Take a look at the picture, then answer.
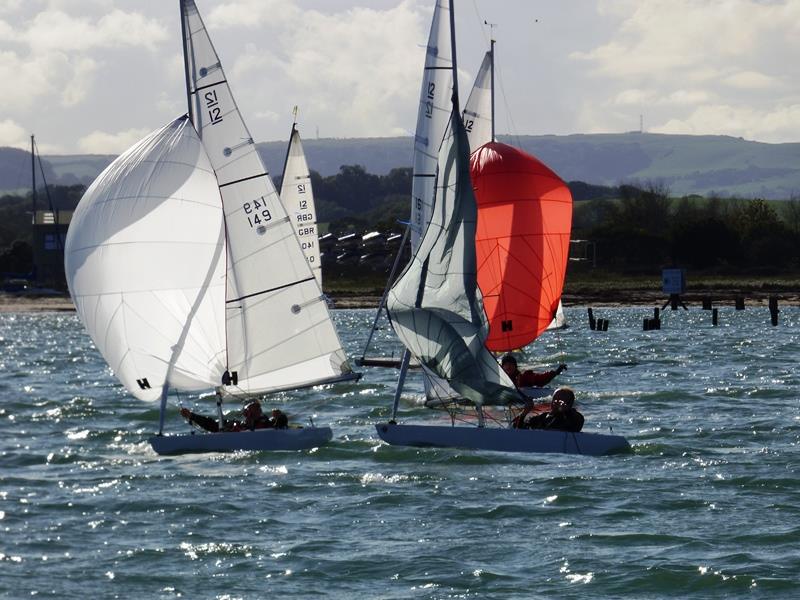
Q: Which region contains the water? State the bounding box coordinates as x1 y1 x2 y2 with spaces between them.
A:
1 307 799 598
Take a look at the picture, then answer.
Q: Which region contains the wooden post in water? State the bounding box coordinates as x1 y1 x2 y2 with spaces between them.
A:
735 296 745 310
588 308 596 330
712 308 718 326
769 296 779 326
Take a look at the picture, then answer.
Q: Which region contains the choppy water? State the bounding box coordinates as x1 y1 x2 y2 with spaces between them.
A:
1 306 799 599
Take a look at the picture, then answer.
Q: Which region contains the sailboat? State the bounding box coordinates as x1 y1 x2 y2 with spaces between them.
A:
280 114 321 287
375 0 629 456
64 0 357 455
356 0 454 369
463 37 570 348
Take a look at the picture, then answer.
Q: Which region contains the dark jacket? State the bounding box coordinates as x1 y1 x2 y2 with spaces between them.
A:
525 408 584 432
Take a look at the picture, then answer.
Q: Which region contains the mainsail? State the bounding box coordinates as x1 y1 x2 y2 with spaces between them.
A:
65 117 227 402
181 0 351 393
410 0 454 251
462 50 493 150
471 142 573 351
388 108 520 407
280 124 321 286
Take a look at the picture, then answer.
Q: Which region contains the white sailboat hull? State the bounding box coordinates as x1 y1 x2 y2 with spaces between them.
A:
375 423 629 456
149 427 332 455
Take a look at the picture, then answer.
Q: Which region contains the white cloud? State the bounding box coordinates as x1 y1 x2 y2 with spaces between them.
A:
653 103 800 142
722 70 776 90
0 118 28 149
77 127 151 154
225 1 427 139
61 56 98 107
22 9 168 53
206 0 290 29
571 0 800 141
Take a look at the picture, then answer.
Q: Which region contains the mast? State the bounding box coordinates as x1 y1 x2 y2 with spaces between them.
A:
490 37 496 142
449 0 459 108
31 135 36 217
180 0 194 124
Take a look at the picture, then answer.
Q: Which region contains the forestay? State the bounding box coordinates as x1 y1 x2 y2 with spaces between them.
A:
462 51 493 151
280 125 321 286
410 0 454 251
388 109 520 407
181 0 351 393
64 117 227 402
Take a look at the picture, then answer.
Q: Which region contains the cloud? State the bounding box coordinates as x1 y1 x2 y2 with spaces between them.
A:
77 127 152 154
206 0 290 29
722 70 776 90
652 103 800 142
571 0 800 141
219 0 427 139
21 9 168 53
0 118 28 149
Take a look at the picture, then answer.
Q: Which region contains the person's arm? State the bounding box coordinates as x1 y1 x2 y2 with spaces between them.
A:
519 364 567 387
180 408 220 432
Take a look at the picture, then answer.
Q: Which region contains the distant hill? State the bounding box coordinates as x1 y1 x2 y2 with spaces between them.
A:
2 132 798 199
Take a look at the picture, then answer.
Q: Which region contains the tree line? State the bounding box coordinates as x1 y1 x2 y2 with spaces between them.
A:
1 167 799 276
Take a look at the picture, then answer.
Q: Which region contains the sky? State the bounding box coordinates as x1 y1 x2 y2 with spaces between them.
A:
1 0 799 155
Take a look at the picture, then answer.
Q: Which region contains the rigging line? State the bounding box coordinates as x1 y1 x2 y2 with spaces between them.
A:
470 0 490 46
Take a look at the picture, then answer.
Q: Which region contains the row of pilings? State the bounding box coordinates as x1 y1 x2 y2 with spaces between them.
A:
586 296 783 331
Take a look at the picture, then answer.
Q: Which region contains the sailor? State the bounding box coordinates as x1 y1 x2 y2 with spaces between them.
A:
269 408 289 429
516 387 584 432
180 400 282 432
500 354 567 387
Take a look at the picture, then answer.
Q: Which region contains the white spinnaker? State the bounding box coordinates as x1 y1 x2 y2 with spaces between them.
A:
280 126 321 286
388 108 519 407
181 0 351 393
462 50 493 151
410 0 454 251
65 117 227 402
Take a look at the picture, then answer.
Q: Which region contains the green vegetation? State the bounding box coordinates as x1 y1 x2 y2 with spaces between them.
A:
2 171 799 289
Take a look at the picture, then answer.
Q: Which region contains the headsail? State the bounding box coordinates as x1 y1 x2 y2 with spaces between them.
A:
280 124 321 286
388 109 520 407
65 117 227 402
410 0 454 251
181 0 351 393
471 142 573 352
462 50 494 150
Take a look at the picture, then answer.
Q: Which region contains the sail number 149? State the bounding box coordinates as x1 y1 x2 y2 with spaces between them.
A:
243 198 272 228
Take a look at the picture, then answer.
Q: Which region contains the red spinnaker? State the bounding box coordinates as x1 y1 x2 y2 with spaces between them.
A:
470 142 572 352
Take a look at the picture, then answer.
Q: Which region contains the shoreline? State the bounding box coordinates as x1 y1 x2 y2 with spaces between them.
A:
2 288 797 313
